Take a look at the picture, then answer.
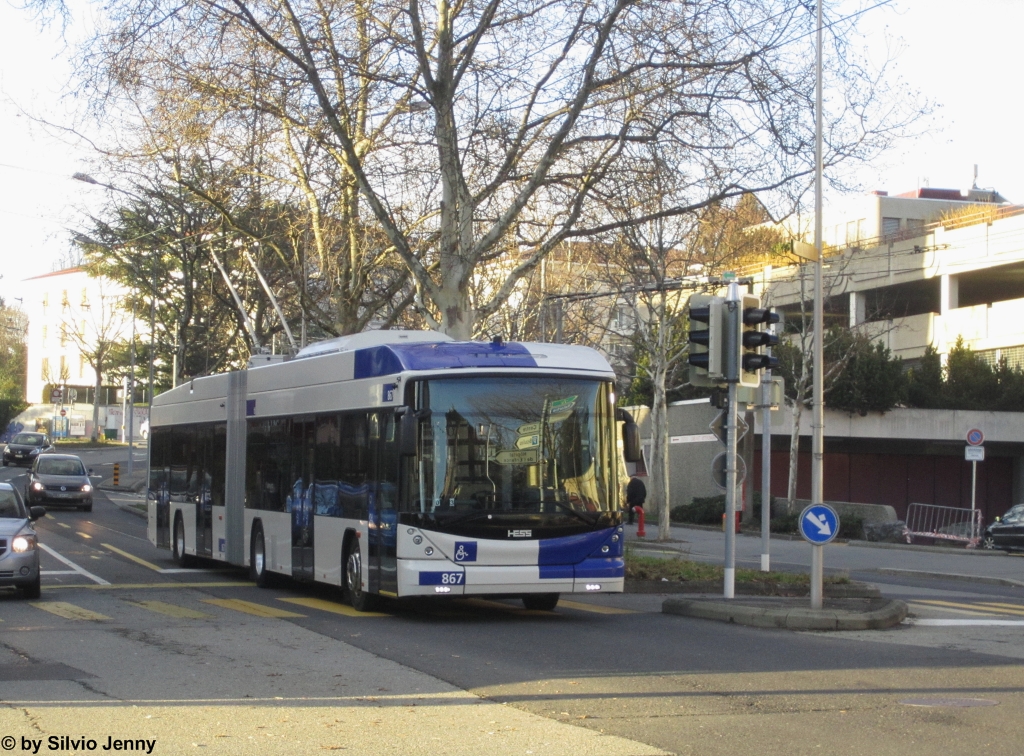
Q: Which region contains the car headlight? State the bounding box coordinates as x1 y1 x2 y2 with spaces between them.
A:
82 484 93 493
12 534 37 553
31 481 44 491
28 448 40 456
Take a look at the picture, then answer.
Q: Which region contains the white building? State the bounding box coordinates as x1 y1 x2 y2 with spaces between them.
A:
766 187 1024 366
19 267 143 438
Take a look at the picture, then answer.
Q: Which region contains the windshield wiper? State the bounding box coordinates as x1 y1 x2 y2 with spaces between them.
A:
546 500 599 526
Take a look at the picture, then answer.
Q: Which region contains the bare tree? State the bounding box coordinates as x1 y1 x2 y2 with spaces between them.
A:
47 0 920 340
60 286 128 441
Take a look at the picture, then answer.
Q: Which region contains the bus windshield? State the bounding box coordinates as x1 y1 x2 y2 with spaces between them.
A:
413 377 617 516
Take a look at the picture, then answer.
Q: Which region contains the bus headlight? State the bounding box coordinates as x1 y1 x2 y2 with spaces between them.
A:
12 535 37 553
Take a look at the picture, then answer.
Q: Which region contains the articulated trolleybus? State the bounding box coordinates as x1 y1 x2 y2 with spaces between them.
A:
147 330 641 611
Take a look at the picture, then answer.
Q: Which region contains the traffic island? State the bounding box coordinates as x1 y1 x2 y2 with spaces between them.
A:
662 595 908 631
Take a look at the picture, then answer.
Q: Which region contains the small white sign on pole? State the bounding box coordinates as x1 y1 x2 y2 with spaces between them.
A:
965 446 985 462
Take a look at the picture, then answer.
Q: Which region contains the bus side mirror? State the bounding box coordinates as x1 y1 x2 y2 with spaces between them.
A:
398 410 418 457
618 409 641 463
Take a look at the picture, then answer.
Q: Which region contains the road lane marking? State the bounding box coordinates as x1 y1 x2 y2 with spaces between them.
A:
203 598 305 618
558 600 637 615
77 532 92 539
907 618 1024 627
40 570 80 575
58 523 70 528
977 601 1024 613
914 599 1024 618
102 543 163 572
31 601 110 621
38 543 110 585
44 581 254 590
127 600 213 619
277 597 387 617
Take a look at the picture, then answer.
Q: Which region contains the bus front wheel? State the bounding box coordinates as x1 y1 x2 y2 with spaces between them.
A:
172 514 194 568
522 593 559 611
345 540 376 612
251 523 273 588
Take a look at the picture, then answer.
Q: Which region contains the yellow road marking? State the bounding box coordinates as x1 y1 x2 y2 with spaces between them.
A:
102 543 163 572
77 532 92 539
58 523 70 529
914 599 1024 617
277 597 387 618
558 599 636 615
977 602 1024 616
31 602 110 621
127 600 213 619
45 582 255 590
203 598 305 618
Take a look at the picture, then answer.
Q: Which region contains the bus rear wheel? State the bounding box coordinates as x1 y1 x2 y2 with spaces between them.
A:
251 523 273 588
345 540 376 612
522 593 559 611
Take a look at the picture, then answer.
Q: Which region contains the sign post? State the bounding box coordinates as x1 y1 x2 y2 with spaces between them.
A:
799 503 839 609
966 431 985 541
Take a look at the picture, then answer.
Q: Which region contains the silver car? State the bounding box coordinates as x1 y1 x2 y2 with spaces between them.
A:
27 454 94 512
0 482 45 598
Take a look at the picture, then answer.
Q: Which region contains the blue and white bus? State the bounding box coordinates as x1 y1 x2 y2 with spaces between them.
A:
147 330 641 611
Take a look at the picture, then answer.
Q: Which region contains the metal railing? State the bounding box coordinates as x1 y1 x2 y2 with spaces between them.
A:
905 503 983 548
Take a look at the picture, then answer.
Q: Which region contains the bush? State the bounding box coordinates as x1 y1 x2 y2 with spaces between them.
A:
670 495 726 525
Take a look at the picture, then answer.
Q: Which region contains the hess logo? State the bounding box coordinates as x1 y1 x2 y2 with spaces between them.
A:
507 529 532 538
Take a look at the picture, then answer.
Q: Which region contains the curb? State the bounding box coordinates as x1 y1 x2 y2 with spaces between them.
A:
662 597 908 631
98 481 147 493
848 540 1007 556
875 567 1024 589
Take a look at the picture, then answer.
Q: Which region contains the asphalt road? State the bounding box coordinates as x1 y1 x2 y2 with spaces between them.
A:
1 456 1023 755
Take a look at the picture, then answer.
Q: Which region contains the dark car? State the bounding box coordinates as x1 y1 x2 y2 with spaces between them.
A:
3 432 54 467
981 504 1024 551
27 454 94 512
0 481 45 598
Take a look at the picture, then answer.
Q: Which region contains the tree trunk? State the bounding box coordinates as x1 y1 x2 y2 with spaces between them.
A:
787 397 803 510
91 364 102 442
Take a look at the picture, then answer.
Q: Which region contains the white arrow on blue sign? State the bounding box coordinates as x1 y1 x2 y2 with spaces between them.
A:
799 504 840 545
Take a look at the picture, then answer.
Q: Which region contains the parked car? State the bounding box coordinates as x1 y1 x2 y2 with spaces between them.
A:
26 454 94 512
0 481 45 598
139 419 149 440
3 432 54 467
981 504 1024 551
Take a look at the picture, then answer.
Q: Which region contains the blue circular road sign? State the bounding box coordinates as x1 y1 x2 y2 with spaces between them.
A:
966 429 984 446
799 504 840 545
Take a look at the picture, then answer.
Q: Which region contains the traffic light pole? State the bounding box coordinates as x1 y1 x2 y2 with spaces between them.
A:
723 283 741 599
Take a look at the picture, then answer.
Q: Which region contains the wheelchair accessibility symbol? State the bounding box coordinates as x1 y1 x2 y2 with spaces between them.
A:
453 542 477 562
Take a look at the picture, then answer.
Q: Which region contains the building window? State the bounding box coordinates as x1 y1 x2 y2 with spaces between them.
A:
60 325 68 347
79 354 87 379
80 289 89 308
61 290 69 311
882 217 901 237
41 325 48 346
41 358 50 381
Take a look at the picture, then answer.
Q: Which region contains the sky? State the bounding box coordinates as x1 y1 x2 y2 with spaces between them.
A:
1 0 1023 304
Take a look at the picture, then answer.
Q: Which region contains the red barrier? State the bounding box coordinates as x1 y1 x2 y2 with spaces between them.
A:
635 506 646 538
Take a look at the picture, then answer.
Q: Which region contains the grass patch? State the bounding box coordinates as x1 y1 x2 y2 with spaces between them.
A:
625 549 849 586
54 438 129 449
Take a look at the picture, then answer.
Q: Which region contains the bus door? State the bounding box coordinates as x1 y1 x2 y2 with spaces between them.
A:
369 412 399 596
195 428 213 558
291 419 316 581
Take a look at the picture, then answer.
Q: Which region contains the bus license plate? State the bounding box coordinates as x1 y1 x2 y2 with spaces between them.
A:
419 571 464 586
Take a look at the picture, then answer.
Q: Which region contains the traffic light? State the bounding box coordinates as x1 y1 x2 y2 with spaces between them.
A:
687 295 725 387
737 295 780 388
